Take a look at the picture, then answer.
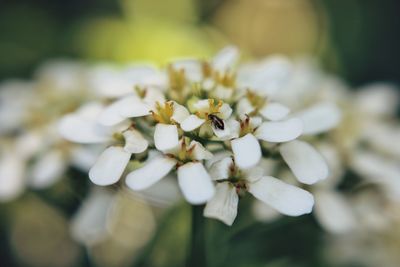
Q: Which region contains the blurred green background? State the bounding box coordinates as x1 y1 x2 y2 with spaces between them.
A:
1 0 399 85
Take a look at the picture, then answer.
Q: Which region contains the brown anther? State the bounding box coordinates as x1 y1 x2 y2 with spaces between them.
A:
245 114 250 124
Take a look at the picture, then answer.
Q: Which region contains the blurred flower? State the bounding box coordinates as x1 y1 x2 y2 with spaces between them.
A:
0 60 102 202
253 59 400 236
71 186 183 267
204 156 314 226
0 80 34 134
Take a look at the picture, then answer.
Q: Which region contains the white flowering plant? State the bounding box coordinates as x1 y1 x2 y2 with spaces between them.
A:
53 47 336 265
1 47 400 267
59 47 330 222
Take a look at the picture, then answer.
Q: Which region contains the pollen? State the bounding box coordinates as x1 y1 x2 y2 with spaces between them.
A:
151 101 175 124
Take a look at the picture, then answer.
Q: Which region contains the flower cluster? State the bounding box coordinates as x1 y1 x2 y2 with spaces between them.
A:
58 47 331 225
253 59 400 236
0 61 105 201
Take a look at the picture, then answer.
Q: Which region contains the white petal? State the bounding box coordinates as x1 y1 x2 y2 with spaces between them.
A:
0 153 25 202
259 103 290 121
202 78 215 91
181 115 205 132
15 132 43 160
249 116 263 128
89 146 131 186
315 143 343 187
225 119 240 139
296 102 341 135
192 99 210 112
211 119 240 141
170 60 203 82
123 129 148 153
204 183 238 226
190 141 213 160
242 166 264 182
97 98 130 126
88 66 132 97
212 122 232 140
143 88 165 105
249 176 314 216
209 157 233 180
122 65 167 88
154 123 180 152
118 96 152 118
126 156 176 191
237 56 292 96
177 162 215 204
255 118 303 143
171 102 190 123
231 134 261 169
211 46 239 73
136 176 181 207
236 98 255 116
29 150 66 189
71 189 115 245
363 122 400 158
280 140 328 184
314 190 356 234
218 103 233 119
75 101 104 120
350 150 400 200
355 83 399 116
213 86 234 101
58 114 111 144
206 151 233 169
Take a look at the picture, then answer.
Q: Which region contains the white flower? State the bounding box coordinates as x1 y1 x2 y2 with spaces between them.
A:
58 102 148 186
97 87 165 127
314 190 357 234
204 157 314 225
0 80 34 135
88 64 166 98
236 91 290 121
0 151 25 202
231 115 302 170
54 46 338 212
35 60 87 92
126 139 215 204
236 55 293 97
182 99 236 139
29 149 67 189
230 89 306 170
350 150 400 201
229 115 328 186
294 102 342 135
254 117 303 142
354 83 399 117
211 46 239 74
70 188 115 246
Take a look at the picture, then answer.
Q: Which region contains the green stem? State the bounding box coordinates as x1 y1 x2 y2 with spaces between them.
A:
187 205 206 267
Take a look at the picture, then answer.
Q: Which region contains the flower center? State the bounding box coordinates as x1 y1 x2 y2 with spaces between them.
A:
150 101 175 124
239 115 256 137
166 137 198 167
246 90 267 115
217 160 249 197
